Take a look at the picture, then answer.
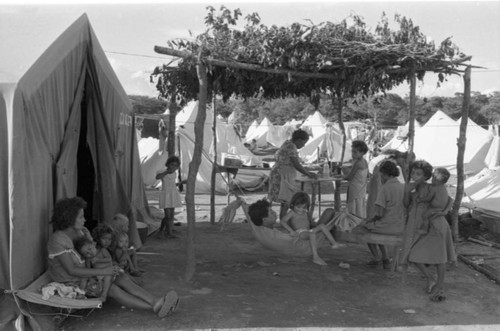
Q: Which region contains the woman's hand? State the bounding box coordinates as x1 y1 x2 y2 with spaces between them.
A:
405 182 416 193
307 172 317 179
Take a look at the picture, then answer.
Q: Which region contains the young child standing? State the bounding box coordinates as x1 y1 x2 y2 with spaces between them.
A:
343 140 369 218
280 192 344 266
155 156 183 238
416 167 453 234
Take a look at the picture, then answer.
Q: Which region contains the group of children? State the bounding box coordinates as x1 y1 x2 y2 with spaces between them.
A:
73 213 144 302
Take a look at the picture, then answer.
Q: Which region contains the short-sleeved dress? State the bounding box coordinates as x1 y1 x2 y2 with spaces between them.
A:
47 229 90 283
408 184 456 264
366 158 405 219
268 140 300 204
401 182 456 265
157 169 182 209
346 165 368 218
353 177 405 235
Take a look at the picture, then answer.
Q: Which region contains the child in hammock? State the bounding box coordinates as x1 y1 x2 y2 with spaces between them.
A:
280 192 345 266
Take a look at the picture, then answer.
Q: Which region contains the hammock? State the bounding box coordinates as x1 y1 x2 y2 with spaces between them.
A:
13 271 102 310
241 201 359 257
219 196 362 257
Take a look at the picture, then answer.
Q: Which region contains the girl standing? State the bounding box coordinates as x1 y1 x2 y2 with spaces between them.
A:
343 140 369 218
156 156 183 238
280 192 344 266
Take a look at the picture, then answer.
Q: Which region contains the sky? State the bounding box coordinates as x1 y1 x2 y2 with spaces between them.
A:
1 0 499 98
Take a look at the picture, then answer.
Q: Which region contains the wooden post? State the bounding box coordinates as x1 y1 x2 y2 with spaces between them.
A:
167 90 178 157
184 58 208 282
406 70 416 182
451 65 471 241
210 83 217 225
335 96 346 211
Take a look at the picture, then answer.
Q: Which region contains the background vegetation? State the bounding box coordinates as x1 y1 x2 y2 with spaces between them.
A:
130 91 500 139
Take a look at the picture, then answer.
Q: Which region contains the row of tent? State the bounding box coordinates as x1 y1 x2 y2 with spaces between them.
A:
381 110 500 173
137 106 370 195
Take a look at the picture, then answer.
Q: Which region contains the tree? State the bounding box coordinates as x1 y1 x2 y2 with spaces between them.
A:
480 91 500 124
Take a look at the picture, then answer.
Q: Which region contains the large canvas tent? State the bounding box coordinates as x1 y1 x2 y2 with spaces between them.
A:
463 167 500 216
413 110 492 174
0 13 151 302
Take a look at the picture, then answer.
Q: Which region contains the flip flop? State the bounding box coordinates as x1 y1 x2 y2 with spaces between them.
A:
158 291 179 318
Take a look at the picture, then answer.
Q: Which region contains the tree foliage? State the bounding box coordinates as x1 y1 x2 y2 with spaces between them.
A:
151 6 469 107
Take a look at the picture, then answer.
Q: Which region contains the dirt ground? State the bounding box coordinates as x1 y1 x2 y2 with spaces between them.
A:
41 184 500 330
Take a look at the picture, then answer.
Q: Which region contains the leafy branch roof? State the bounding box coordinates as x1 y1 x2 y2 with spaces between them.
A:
152 6 471 104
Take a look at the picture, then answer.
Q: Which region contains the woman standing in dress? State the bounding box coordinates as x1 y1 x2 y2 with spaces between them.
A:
343 140 369 218
268 129 317 219
405 160 456 301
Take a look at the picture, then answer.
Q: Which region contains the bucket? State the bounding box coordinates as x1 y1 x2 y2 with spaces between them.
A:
136 222 149 244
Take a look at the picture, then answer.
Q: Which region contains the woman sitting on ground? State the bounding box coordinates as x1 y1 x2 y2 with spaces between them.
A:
352 160 406 269
47 197 178 318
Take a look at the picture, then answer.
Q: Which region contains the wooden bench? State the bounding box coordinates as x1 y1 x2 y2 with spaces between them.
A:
335 230 404 275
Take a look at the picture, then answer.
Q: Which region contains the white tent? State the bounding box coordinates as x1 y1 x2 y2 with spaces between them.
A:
244 119 259 139
267 122 297 147
381 121 421 152
463 167 500 216
413 110 493 174
299 123 352 164
245 117 272 147
485 125 500 169
301 111 327 138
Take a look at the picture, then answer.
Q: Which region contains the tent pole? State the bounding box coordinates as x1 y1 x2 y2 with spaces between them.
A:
452 65 471 241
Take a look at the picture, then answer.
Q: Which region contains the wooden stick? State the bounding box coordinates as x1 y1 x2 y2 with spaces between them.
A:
468 237 493 247
458 255 500 284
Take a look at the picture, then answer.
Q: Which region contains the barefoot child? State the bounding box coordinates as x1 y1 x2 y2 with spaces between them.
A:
416 167 452 234
74 237 116 302
280 192 344 266
108 213 144 274
343 140 369 218
113 232 142 277
155 156 184 238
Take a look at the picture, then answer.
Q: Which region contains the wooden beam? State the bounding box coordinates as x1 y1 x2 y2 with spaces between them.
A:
155 45 470 81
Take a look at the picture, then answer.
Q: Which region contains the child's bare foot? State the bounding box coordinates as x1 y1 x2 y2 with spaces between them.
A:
313 257 327 266
331 243 345 249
